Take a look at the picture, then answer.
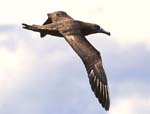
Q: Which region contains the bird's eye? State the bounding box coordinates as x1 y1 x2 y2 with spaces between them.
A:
95 25 100 30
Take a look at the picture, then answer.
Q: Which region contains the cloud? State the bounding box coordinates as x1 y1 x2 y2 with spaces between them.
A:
0 23 149 114
109 96 150 114
0 25 73 109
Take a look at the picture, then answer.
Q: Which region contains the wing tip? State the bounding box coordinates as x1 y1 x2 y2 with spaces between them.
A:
88 68 110 111
98 84 110 111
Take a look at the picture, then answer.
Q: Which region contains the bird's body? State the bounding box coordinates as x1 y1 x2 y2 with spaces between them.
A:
22 11 111 111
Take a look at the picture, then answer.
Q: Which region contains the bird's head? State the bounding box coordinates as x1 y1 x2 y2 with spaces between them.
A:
92 24 111 36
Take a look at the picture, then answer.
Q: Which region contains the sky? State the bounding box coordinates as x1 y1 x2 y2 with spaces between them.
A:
0 0 150 114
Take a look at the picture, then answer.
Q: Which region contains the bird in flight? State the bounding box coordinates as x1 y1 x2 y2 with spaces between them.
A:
22 11 111 111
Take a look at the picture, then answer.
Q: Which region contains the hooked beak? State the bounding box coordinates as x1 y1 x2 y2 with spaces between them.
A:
100 28 111 36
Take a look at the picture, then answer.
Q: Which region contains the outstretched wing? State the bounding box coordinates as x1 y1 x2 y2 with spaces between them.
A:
47 11 73 23
64 34 110 111
40 11 73 37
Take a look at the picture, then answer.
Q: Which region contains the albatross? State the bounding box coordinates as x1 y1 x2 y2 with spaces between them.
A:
22 11 111 111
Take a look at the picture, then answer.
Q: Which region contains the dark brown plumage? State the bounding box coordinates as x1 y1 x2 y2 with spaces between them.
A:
22 11 111 111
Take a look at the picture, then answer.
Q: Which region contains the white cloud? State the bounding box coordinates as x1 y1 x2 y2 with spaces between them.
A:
109 96 150 114
0 25 150 113
0 27 74 108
